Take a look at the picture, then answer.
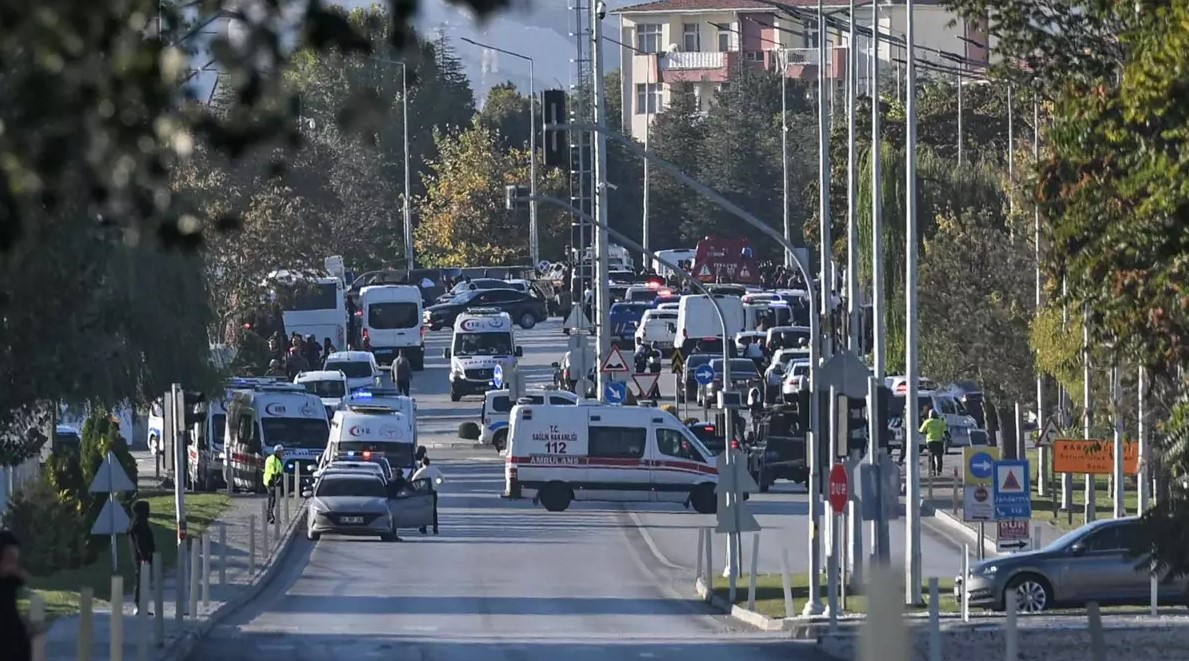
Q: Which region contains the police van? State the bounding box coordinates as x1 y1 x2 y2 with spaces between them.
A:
504 403 719 513
340 387 418 447
443 308 523 402
226 382 330 492
480 387 579 451
322 404 417 480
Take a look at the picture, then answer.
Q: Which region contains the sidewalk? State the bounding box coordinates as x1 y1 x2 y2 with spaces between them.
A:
43 492 305 661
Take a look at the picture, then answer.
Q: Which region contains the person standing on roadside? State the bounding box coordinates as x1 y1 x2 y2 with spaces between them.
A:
919 409 949 476
393 349 413 397
128 500 156 615
264 445 284 524
411 457 444 535
0 530 33 661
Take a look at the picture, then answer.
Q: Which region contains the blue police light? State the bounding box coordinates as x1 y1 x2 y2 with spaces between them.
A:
350 389 373 399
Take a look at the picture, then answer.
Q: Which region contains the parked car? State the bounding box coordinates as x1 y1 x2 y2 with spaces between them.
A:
425 288 548 330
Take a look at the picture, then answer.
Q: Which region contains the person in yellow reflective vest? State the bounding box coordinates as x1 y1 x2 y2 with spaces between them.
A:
919 410 948 477
264 444 284 524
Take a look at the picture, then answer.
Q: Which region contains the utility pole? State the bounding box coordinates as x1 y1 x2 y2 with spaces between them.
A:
1112 365 1125 518
845 0 859 353
904 0 923 606
1083 306 1095 522
1034 100 1046 494
591 1 612 400
1138 367 1150 513
817 0 833 360
781 48 792 267
867 0 889 567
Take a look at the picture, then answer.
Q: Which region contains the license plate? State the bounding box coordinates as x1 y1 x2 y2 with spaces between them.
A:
340 516 364 524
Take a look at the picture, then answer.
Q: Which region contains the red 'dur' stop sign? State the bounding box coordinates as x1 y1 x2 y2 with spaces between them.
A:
828 463 849 513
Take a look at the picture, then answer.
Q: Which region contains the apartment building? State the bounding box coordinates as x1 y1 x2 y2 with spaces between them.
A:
614 0 993 141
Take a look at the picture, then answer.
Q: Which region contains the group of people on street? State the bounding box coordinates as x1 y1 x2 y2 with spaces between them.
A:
266 332 336 379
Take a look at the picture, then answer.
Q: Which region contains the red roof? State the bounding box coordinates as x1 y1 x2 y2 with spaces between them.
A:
615 0 831 12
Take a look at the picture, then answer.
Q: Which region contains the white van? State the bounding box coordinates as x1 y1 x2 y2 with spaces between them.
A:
323 404 417 479
675 294 745 354
225 382 331 491
480 388 579 451
443 308 523 402
323 350 383 392
359 285 425 369
652 248 696 276
339 386 418 446
504 403 719 513
294 370 348 419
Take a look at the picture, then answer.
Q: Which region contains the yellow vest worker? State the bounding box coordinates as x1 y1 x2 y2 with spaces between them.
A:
263 444 284 488
919 414 948 477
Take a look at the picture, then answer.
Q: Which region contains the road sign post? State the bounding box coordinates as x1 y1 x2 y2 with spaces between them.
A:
992 459 1031 520
694 363 715 420
599 346 630 404
631 373 659 400
89 451 136 574
829 463 849 513
962 447 999 522
603 381 627 405
996 519 1032 553
492 364 504 389
715 449 760 604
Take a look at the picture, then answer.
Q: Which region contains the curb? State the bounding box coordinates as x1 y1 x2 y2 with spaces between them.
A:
156 504 307 661
922 501 998 557
693 576 787 633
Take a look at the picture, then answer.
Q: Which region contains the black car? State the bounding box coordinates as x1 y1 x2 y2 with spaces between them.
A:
425 289 548 330
748 404 809 491
678 354 715 403
434 278 514 305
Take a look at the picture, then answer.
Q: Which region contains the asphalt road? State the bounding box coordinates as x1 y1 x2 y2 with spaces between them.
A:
189 450 831 660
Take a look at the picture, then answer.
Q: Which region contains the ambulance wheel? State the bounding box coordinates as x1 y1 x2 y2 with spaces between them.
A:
539 483 572 512
691 484 717 515
492 429 508 452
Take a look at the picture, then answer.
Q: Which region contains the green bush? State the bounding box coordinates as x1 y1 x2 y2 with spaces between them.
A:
78 410 138 556
2 481 88 575
45 452 87 513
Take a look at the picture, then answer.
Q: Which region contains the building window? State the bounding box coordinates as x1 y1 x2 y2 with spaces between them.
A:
636 83 663 114
682 23 701 51
805 19 820 48
743 50 763 62
636 24 662 54
716 23 734 52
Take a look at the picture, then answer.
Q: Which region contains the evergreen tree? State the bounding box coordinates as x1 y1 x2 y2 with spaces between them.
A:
646 82 705 248
477 82 533 150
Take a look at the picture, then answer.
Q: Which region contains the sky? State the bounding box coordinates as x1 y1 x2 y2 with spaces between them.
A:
191 0 635 105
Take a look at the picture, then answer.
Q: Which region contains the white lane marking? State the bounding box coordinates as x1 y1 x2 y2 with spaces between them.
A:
625 507 684 570
257 643 296 651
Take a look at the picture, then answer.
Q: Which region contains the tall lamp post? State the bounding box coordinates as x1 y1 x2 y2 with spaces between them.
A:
371 57 414 270
460 38 539 266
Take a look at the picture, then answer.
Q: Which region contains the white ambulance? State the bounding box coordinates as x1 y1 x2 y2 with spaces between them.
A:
226 382 330 492
443 308 523 402
504 403 719 513
321 404 417 479
339 386 419 447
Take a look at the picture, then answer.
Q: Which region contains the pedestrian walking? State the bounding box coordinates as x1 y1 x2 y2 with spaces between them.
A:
411 457 444 535
0 530 33 661
393 349 413 396
264 444 284 524
920 409 948 476
128 500 156 615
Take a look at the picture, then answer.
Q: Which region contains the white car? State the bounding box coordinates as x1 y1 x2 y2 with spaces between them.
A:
781 360 812 403
323 350 383 392
294 370 349 419
634 309 677 353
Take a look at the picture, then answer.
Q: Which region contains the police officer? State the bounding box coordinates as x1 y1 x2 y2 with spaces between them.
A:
264 444 284 524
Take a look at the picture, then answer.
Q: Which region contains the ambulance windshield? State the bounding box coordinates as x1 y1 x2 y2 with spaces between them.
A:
261 418 330 449
454 332 513 357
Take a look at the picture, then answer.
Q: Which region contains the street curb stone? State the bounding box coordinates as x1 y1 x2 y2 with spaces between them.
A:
156 504 307 661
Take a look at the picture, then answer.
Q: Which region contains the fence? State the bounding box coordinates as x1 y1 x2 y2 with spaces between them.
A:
0 456 44 514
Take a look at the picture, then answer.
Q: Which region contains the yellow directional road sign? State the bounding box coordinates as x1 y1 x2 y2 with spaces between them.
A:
670 349 685 374
963 446 1001 487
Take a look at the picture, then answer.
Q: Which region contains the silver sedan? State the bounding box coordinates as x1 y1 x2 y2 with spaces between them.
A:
304 473 396 542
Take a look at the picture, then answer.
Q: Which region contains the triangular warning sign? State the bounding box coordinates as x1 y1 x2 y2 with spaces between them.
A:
1002 469 1022 492
90 499 131 536
88 451 135 493
600 345 630 373
715 503 761 534
631 372 659 397
564 306 591 330
698 264 712 277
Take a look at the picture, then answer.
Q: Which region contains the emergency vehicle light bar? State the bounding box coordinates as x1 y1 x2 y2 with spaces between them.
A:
344 404 397 414
349 387 403 398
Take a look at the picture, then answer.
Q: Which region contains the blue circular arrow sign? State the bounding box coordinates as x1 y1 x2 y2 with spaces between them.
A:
969 451 994 480
693 363 715 386
492 364 504 388
604 381 628 404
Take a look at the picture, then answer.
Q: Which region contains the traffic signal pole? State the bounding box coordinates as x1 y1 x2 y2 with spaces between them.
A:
170 383 187 619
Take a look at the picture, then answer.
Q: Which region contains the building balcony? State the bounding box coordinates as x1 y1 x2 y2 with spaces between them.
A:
765 47 849 81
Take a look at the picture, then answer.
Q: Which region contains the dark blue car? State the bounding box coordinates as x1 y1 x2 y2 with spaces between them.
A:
609 302 650 343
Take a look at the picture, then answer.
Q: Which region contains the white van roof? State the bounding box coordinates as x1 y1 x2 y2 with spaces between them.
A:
455 308 513 332
360 284 421 300
295 370 346 383
332 410 410 441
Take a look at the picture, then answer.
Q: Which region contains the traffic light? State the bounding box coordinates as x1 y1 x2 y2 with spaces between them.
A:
542 90 568 169
183 391 206 426
875 385 891 450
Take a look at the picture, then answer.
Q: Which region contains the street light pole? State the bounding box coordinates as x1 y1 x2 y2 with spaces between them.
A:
460 38 539 265
846 0 858 352
904 0 923 606
781 49 792 267
371 57 414 270
591 2 612 400
817 0 834 361
868 0 888 567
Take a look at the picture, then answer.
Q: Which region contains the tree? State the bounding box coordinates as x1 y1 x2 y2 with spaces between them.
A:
919 211 1035 404
645 83 705 247
477 81 533 150
414 124 568 266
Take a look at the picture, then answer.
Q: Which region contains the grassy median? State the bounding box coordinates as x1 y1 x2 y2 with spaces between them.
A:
23 492 229 621
709 573 958 619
